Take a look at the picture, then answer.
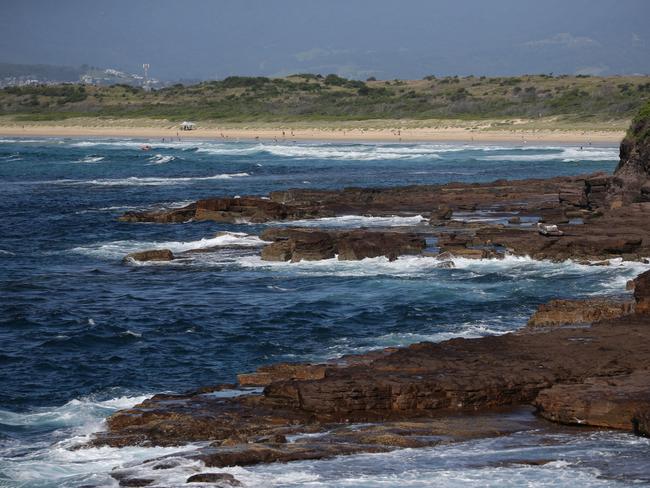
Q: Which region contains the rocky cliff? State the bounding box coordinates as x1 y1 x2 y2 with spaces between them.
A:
608 100 650 208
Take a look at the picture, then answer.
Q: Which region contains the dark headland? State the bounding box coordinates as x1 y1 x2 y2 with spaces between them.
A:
100 101 650 486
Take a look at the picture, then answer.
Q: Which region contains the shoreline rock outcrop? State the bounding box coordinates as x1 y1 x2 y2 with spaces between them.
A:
118 175 589 225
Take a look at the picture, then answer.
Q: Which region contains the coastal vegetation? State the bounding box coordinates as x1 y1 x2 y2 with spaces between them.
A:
1 74 649 125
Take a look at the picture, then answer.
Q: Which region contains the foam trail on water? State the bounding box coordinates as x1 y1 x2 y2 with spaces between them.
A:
48 172 249 186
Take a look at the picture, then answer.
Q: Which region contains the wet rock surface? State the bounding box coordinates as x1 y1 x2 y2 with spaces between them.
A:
259 227 426 262
186 472 242 485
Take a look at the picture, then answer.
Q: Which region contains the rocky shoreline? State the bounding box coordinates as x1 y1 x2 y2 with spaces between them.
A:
100 103 650 486
94 270 650 486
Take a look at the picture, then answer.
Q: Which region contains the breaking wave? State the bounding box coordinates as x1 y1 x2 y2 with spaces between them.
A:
0 393 209 488
75 155 105 163
274 214 427 228
236 253 649 285
481 146 618 162
148 154 176 164
72 232 266 260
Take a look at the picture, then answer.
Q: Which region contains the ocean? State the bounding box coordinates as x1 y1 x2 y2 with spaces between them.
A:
1 137 649 487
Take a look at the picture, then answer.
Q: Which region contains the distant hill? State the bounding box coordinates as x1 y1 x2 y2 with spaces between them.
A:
0 62 86 83
1 74 649 123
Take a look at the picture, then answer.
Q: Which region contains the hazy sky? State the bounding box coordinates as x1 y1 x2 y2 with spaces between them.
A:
2 0 649 80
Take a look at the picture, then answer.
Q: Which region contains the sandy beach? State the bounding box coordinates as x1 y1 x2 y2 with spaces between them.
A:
0 122 625 144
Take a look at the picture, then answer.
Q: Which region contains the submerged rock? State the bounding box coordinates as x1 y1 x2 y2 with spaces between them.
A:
429 204 453 223
119 204 196 223
186 472 242 485
123 249 174 263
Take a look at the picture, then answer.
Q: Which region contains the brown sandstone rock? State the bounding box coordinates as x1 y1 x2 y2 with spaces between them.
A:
534 371 650 434
238 363 328 386
526 298 634 328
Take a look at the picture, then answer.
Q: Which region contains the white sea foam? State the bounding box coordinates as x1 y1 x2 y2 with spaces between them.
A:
75 155 105 163
3 424 643 487
50 172 249 186
236 253 650 285
317 320 517 359
69 140 156 148
0 393 213 488
73 232 266 260
0 394 149 431
198 430 650 487
0 138 50 144
274 214 427 228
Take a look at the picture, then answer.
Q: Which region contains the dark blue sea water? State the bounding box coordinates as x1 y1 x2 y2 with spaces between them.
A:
1 138 649 487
